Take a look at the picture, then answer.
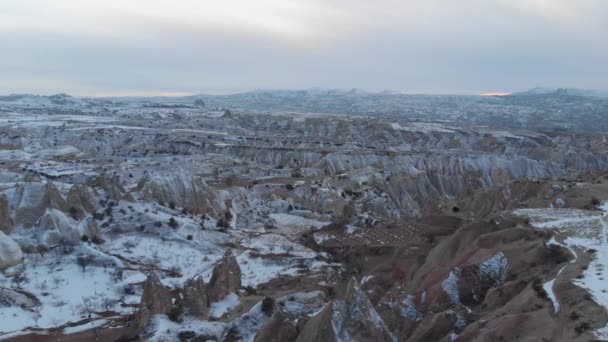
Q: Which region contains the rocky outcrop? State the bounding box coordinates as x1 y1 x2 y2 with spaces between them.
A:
0 194 13 234
12 181 69 228
66 184 99 219
125 273 173 338
78 216 101 242
0 287 37 309
255 311 299 342
0 231 23 270
94 174 126 201
141 272 173 314
38 209 82 246
208 248 242 302
296 278 393 342
181 276 209 319
138 173 220 214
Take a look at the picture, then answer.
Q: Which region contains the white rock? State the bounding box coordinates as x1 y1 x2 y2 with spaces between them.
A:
0 231 23 270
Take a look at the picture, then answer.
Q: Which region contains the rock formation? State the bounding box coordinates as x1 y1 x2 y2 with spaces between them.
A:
181 276 209 319
254 311 299 342
37 208 82 246
0 231 23 270
94 174 127 201
296 278 393 342
125 272 173 338
138 173 220 214
0 194 13 234
66 184 99 219
208 248 242 302
12 181 69 228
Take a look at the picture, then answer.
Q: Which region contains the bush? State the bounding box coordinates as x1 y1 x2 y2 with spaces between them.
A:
244 285 257 295
69 207 78 219
186 234 193 241
91 236 104 245
223 327 241 342
531 278 547 299
591 197 601 206
168 217 179 229
167 305 183 323
177 331 196 341
168 266 183 278
574 322 590 334
291 169 303 178
261 297 275 316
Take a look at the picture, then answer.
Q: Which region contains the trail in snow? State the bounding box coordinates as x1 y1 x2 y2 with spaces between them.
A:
543 236 577 313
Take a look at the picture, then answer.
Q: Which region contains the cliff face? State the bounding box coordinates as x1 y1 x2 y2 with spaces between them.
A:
297 278 393 342
138 173 221 214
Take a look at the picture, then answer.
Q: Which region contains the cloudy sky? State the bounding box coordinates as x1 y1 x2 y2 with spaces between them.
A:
1 0 607 96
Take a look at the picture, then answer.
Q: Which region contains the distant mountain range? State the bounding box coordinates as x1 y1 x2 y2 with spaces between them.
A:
512 87 608 98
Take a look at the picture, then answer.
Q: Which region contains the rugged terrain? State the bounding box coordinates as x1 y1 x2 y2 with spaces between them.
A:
0 90 607 341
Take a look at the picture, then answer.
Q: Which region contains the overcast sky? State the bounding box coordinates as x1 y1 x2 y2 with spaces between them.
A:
1 0 607 96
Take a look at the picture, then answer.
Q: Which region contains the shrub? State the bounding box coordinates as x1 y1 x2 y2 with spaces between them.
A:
531 278 547 298
569 311 580 321
591 197 601 206
177 330 196 341
291 169 303 178
168 217 179 229
244 285 257 295
223 327 241 342
91 236 104 245
168 266 183 278
186 234 193 241
261 297 275 316
574 322 590 334
167 305 183 323
69 207 78 219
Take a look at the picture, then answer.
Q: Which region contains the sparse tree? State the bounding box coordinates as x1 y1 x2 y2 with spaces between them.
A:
77 255 94 273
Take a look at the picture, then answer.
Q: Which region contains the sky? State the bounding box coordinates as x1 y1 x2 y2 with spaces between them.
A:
0 0 607 96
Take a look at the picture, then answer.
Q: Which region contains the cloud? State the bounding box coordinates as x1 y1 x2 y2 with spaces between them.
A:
0 0 606 95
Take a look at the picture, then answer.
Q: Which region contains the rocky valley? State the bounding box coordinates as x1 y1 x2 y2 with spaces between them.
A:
0 90 608 341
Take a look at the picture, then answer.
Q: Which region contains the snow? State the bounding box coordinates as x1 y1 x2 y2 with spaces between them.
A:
171 128 228 136
234 250 300 287
240 233 316 258
146 315 225 342
62 318 108 334
104 234 222 282
391 122 455 133
269 213 326 230
478 251 508 286
442 268 461 305
209 293 240 319
0 245 140 334
515 204 608 336
401 295 422 321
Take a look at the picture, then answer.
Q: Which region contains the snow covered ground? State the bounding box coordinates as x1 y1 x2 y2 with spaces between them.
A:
515 204 608 337
0 245 141 335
